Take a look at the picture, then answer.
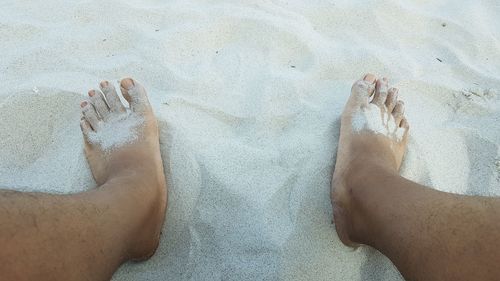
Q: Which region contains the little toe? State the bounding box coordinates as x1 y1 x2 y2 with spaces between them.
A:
100 80 126 113
392 100 405 124
385 88 399 112
399 117 410 141
80 117 92 138
371 77 389 107
400 117 409 129
120 78 151 113
81 100 101 130
89 90 110 120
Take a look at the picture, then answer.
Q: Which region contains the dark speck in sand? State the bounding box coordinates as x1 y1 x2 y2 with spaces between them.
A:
216 51 219 54
442 23 446 27
291 65 296 68
102 39 106 42
155 29 159 32
436 58 443 62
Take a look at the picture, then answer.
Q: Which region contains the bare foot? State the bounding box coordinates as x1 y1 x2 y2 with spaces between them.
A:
331 74 409 246
80 78 167 260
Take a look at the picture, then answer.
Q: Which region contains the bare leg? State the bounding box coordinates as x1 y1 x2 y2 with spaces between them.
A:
332 74 500 281
0 78 167 281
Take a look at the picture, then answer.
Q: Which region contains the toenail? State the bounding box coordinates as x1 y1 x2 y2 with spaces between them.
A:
88 90 95 97
363 74 376 83
80 101 88 107
121 78 135 90
100 80 109 88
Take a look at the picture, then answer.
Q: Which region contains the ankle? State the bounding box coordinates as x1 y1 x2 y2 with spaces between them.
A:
334 159 399 245
103 171 166 260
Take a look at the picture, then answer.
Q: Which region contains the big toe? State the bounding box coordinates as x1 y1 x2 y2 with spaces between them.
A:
120 78 151 113
347 74 377 109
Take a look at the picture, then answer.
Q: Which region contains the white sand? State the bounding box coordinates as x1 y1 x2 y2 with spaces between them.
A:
1 0 500 280
87 112 144 151
352 102 406 141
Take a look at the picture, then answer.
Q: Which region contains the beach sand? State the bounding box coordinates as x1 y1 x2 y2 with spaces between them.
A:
1 0 499 280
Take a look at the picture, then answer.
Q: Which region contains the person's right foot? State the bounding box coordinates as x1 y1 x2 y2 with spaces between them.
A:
80 78 167 260
331 74 410 246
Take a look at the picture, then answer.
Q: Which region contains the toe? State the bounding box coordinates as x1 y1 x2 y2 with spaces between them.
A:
385 87 399 112
80 116 92 138
81 100 101 130
348 73 377 107
392 100 405 124
89 90 110 120
399 117 410 141
363 73 377 84
400 117 409 129
120 78 151 113
100 80 126 113
371 77 389 107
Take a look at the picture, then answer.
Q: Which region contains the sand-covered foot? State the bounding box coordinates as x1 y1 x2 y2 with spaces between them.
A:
80 78 167 260
331 74 409 246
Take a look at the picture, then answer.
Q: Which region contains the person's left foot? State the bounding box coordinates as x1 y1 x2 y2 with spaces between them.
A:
80 78 167 260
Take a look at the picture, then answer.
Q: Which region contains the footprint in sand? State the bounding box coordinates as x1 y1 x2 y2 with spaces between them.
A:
450 87 498 115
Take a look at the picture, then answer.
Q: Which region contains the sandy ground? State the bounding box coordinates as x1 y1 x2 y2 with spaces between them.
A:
1 0 499 280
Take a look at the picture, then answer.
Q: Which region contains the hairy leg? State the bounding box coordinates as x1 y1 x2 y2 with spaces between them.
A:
0 78 167 281
350 166 500 281
332 74 500 281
